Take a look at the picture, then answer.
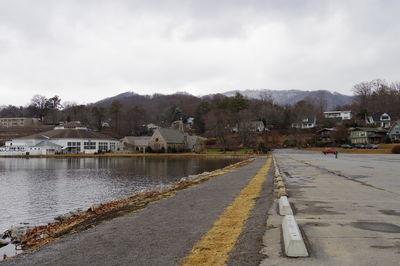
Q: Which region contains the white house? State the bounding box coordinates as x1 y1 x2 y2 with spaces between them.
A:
323 111 352 120
292 115 317 129
1 122 119 155
366 112 393 128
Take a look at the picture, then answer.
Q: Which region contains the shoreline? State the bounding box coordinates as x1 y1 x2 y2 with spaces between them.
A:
1 157 255 262
0 152 258 159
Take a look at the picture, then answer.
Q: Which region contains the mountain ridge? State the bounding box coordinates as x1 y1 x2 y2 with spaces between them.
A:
93 89 353 110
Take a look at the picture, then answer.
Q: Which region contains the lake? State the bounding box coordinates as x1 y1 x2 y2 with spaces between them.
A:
0 156 244 235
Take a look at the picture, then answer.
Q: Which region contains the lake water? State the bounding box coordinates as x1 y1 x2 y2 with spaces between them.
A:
0 156 243 235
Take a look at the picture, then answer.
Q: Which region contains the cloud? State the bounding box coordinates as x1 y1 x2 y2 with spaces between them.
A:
0 0 399 106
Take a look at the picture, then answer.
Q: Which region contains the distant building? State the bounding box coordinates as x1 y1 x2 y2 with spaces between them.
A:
316 128 334 144
120 136 151 153
0 122 119 155
366 112 393 128
292 115 317 129
0 117 40 128
146 123 159 131
388 120 400 142
149 128 186 152
148 128 204 153
323 111 352 120
232 121 265 133
348 127 387 144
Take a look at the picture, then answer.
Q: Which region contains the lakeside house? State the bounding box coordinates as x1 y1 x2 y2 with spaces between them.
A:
0 122 119 155
348 127 387 144
0 117 40 128
291 115 317 129
316 128 334 144
388 120 400 142
120 136 151 153
365 112 393 128
147 128 204 153
323 110 352 120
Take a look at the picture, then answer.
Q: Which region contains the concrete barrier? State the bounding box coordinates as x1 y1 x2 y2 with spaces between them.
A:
282 215 308 257
279 196 293 215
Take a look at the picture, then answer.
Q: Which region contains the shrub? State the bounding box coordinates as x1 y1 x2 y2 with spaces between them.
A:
391 145 400 154
256 142 270 153
160 147 166 153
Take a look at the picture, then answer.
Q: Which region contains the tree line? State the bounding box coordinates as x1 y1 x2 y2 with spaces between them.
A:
1 79 399 143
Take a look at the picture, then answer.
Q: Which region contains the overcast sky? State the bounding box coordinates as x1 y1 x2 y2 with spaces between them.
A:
0 0 399 106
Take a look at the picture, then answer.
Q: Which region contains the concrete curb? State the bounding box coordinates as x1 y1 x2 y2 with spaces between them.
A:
282 215 309 257
279 196 293 215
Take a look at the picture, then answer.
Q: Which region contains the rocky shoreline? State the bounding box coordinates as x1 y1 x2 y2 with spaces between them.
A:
1 158 254 262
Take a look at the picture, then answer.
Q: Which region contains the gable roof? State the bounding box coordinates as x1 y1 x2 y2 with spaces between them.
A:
157 128 185 144
370 112 393 122
33 140 63 148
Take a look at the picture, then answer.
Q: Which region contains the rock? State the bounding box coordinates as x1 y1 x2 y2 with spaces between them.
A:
0 239 9 248
3 226 31 244
89 204 101 212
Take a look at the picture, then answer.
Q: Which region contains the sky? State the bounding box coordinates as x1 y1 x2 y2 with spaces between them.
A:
0 0 399 106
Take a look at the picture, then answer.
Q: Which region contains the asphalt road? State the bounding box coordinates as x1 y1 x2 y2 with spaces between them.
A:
2 156 273 266
261 150 400 266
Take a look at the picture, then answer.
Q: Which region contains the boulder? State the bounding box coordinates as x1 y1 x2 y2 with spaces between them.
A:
0 239 9 248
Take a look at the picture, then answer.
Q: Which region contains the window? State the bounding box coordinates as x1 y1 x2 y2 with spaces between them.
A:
110 142 116 151
98 142 108 151
84 141 96 150
67 141 81 152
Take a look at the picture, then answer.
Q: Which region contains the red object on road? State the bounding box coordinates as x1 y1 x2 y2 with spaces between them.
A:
322 149 337 155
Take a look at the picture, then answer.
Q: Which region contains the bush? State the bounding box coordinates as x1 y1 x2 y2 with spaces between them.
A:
145 146 152 153
256 142 270 154
160 147 166 153
391 145 400 154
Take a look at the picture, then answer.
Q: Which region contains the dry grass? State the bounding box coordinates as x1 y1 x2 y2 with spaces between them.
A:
305 147 393 154
182 157 271 266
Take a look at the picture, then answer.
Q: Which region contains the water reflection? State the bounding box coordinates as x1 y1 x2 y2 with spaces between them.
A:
0 156 243 233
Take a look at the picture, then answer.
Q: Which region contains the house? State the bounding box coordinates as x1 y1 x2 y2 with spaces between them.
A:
120 136 151 153
148 128 205 153
149 128 186 152
292 115 317 129
323 111 352 120
388 120 400 142
232 120 265 133
250 121 265 132
1 122 119 155
187 135 205 153
316 128 334 144
348 127 387 144
0 117 40 128
366 112 393 128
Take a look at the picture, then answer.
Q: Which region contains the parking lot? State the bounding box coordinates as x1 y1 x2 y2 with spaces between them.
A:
261 149 400 266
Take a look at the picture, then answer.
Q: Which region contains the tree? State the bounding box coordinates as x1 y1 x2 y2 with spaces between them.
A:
30 95 48 120
109 101 123 136
91 106 106 130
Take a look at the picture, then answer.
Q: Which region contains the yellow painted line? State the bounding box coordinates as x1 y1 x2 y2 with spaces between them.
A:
182 157 272 266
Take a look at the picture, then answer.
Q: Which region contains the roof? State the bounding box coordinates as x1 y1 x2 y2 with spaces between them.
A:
350 127 387 133
123 136 151 145
157 128 185 144
16 129 117 141
33 140 63 148
317 128 334 133
370 112 392 122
